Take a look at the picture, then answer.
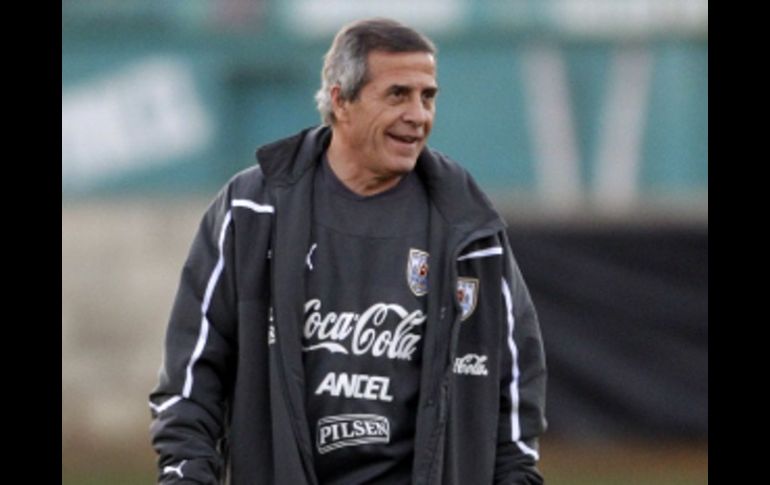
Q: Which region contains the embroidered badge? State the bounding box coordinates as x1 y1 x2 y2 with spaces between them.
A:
456 277 479 321
407 249 429 296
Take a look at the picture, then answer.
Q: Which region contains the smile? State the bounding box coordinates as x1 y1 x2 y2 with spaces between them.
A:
387 133 421 144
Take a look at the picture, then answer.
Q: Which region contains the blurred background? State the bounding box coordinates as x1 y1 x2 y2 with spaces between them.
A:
62 1 707 483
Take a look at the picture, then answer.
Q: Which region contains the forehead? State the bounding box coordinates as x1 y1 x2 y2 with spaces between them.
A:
365 50 437 88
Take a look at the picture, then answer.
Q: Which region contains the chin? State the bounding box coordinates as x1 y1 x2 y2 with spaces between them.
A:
388 157 419 175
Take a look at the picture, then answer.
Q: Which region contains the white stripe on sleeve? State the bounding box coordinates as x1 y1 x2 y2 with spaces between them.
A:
150 199 275 413
457 246 503 261
156 200 272 412
149 395 183 414
232 199 274 213
516 440 540 461
183 210 232 398
502 276 540 461
502 278 522 440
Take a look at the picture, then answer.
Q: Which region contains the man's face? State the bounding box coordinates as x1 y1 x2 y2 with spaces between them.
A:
334 50 438 179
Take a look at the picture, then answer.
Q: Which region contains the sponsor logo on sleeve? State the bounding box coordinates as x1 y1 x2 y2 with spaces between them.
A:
453 353 489 376
456 277 479 321
407 248 429 296
317 414 390 454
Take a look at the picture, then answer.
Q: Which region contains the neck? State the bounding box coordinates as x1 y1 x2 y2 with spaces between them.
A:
326 133 404 197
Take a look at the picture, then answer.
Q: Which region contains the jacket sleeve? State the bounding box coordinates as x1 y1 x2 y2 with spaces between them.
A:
148 186 239 485
494 231 548 484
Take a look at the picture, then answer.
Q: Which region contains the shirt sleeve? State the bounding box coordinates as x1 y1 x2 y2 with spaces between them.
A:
148 186 239 485
494 231 548 484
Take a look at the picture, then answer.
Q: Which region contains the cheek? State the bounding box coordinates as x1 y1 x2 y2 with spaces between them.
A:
426 109 436 127
367 113 394 140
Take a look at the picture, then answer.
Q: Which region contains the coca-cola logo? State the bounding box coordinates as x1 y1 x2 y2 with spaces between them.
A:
302 299 425 361
453 353 489 376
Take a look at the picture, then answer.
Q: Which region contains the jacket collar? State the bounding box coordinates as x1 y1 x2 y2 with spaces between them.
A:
255 125 505 234
255 126 330 187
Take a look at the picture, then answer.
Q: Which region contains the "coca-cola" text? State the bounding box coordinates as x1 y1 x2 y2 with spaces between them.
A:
302 299 425 361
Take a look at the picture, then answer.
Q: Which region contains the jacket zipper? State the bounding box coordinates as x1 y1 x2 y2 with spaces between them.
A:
424 224 505 483
445 225 504 410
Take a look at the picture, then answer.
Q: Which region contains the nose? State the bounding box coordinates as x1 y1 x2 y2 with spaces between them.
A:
402 96 432 128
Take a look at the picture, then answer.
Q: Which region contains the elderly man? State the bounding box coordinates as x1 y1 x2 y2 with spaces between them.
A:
149 17 547 485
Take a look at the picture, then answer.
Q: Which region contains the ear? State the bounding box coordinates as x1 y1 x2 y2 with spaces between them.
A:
330 85 349 123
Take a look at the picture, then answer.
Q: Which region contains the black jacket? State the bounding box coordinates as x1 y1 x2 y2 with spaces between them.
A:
149 126 547 484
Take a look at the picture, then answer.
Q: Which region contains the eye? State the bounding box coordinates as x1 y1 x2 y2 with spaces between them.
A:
422 90 437 106
388 88 408 101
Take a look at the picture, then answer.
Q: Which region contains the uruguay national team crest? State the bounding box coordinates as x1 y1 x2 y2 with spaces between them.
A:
456 277 479 321
407 248 429 296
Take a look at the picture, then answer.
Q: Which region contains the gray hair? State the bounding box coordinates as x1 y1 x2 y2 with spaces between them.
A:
315 18 437 125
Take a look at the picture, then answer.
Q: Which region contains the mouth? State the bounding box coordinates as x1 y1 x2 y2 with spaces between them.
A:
387 132 422 146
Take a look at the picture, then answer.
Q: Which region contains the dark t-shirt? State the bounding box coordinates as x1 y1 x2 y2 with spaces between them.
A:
303 154 430 484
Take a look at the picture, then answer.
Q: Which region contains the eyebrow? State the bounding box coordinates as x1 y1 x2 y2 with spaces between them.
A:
387 84 439 96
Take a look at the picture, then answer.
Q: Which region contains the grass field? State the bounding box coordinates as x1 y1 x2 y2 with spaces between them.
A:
62 438 707 484
540 440 707 485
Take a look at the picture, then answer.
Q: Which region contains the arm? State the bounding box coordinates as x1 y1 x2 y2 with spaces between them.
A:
494 232 548 484
148 188 239 484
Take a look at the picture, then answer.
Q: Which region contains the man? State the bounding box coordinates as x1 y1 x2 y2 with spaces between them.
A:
149 18 547 484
